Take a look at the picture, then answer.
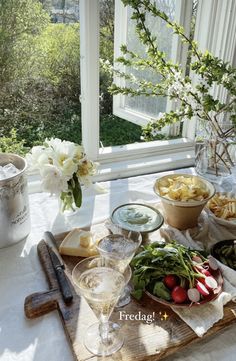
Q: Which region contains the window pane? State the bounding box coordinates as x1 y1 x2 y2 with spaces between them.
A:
0 0 81 154
99 0 183 147
99 0 142 147
124 0 176 118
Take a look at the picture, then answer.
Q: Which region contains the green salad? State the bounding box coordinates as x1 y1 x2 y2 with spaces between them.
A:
131 241 219 304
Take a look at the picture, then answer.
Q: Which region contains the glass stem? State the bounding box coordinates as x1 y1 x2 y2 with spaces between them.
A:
99 320 111 346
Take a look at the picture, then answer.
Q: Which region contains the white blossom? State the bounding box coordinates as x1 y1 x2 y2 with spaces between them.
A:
151 129 159 137
40 164 68 195
25 145 47 170
26 137 97 198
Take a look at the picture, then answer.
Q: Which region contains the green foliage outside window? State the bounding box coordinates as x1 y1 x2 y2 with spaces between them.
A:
0 129 26 155
0 0 142 155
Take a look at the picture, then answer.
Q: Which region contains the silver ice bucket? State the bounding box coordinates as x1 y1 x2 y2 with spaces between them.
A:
0 153 31 248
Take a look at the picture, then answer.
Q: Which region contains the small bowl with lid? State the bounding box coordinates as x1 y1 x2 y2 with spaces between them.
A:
154 173 215 230
111 203 164 237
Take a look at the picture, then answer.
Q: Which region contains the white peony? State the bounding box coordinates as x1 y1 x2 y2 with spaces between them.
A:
26 145 46 170
45 138 84 177
40 164 68 195
77 158 98 186
73 144 84 162
60 158 78 179
45 138 63 153
26 138 97 205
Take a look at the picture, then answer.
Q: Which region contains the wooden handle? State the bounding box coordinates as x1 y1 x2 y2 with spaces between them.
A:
54 266 73 304
24 289 59 319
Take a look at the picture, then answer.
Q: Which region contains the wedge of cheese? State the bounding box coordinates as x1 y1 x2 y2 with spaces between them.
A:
59 228 99 257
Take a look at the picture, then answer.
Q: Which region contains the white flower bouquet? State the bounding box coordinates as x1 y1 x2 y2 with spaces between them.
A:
26 138 98 212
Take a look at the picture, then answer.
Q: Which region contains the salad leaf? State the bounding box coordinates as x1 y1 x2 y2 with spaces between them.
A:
153 282 171 301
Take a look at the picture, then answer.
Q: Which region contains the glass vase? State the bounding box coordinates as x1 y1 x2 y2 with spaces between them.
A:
195 124 236 187
58 193 81 216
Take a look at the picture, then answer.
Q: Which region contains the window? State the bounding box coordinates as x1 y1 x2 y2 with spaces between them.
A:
80 0 195 180
2 0 235 185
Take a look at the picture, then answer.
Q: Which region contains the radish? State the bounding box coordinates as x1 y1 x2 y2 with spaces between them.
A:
171 286 188 303
204 276 218 290
164 275 179 289
201 269 212 277
196 281 209 296
197 277 206 284
187 288 201 303
197 268 212 284
208 256 219 271
192 255 202 264
193 265 205 273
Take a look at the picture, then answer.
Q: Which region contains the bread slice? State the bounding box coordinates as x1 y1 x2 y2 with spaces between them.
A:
59 228 99 257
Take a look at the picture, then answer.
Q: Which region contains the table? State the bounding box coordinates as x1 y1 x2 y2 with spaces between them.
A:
1 168 236 361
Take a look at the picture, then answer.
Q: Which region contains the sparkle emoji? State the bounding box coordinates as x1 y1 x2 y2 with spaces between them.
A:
159 311 169 321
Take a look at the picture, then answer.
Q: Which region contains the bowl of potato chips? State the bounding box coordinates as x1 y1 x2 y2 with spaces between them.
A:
207 192 236 223
154 174 215 230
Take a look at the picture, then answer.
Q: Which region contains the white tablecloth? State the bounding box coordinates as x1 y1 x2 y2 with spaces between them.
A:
1 168 236 361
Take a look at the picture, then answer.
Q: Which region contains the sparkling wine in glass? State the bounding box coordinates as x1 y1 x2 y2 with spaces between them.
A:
97 229 142 306
97 231 142 273
72 259 125 356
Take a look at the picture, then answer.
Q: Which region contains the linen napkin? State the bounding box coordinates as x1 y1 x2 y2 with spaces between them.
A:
159 210 236 337
171 263 236 337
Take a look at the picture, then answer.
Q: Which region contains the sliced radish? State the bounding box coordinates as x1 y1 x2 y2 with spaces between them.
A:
198 277 206 284
201 269 212 277
208 256 219 271
196 281 209 296
187 288 201 303
205 276 218 290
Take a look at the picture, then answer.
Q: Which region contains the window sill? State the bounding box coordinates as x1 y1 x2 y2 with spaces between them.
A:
97 147 194 181
28 144 195 193
99 138 194 161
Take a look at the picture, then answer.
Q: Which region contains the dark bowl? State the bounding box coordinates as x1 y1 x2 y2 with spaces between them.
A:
211 239 236 270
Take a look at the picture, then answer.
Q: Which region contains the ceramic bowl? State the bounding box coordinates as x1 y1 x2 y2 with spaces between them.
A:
154 173 215 230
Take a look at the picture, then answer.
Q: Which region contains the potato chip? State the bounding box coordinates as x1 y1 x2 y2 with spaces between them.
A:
157 175 209 201
207 193 236 220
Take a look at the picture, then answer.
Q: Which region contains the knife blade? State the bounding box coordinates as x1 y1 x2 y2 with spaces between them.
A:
46 243 73 305
44 231 64 268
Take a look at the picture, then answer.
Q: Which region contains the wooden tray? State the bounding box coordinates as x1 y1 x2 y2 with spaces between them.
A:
24 231 236 361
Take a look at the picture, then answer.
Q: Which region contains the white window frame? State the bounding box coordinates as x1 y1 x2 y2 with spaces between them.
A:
182 0 236 139
79 0 195 181
80 0 100 161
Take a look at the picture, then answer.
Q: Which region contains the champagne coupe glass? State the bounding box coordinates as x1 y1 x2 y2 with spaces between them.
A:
72 257 126 356
97 228 142 307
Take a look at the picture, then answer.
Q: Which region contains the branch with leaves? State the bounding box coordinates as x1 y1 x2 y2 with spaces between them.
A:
103 0 236 174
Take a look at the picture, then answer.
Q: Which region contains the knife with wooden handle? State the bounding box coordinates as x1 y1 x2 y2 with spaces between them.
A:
44 232 73 304
44 231 65 268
